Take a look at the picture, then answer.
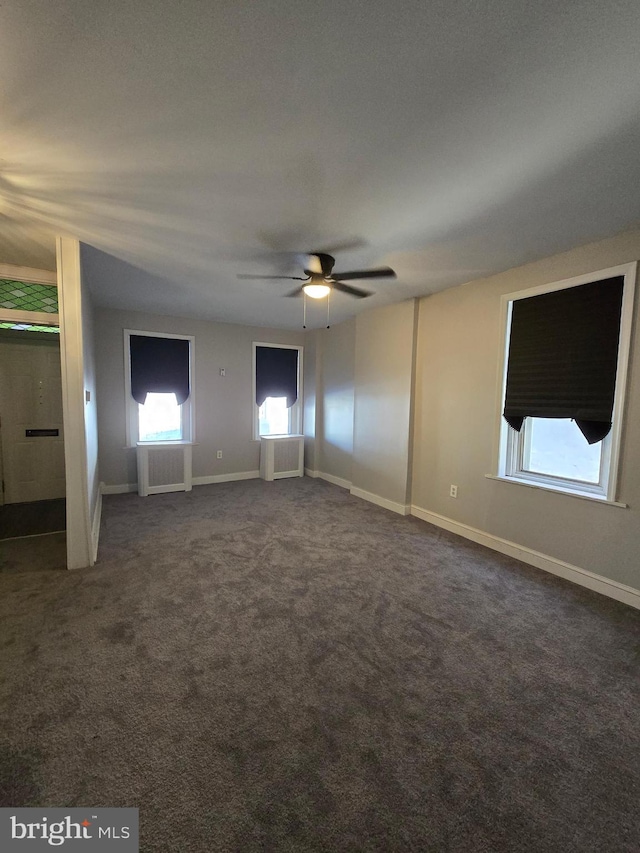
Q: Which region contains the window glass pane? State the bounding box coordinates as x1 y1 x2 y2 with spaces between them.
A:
258 396 289 436
138 392 182 441
523 418 602 483
0 280 58 313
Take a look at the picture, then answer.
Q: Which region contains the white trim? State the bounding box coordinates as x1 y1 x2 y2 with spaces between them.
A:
123 329 195 447
608 264 636 496
319 471 351 490
0 263 57 284
57 237 93 570
91 489 102 562
186 470 261 486
501 262 637 302
252 341 304 440
485 474 628 507
141 482 187 495
350 486 410 516
410 504 640 610
494 262 637 502
102 470 276 492
0 308 60 325
101 483 137 495
304 468 319 478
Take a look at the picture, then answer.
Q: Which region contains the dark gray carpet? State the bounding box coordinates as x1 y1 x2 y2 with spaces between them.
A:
0 498 66 540
0 531 67 573
0 477 638 852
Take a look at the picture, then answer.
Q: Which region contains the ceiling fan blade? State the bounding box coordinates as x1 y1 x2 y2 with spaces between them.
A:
332 281 372 298
332 267 396 282
237 274 308 280
284 286 304 297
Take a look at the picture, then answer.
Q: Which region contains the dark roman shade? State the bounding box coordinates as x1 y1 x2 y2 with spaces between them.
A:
255 346 298 408
130 334 190 405
503 276 624 445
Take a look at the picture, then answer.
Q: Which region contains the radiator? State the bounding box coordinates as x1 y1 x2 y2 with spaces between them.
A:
136 442 193 496
259 434 305 481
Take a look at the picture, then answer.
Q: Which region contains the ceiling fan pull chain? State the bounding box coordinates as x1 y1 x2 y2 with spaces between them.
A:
326 290 331 329
303 292 307 329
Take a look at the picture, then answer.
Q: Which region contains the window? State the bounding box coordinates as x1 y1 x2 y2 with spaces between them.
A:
496 263 636 501
124 330 194 445
253 343 303 439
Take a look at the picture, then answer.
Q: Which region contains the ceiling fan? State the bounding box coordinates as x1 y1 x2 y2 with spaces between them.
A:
238 252 396 299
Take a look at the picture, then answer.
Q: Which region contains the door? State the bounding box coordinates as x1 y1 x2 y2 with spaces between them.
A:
0 333 65 504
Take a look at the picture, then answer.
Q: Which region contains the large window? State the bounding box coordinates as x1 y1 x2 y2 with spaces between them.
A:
496 263 635 501
252 343 303 439
124 330 194 445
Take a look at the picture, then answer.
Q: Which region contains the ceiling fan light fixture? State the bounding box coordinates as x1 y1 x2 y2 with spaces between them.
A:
303 283 331 299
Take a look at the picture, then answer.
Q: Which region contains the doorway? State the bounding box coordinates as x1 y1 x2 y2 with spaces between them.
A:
0 272 66 572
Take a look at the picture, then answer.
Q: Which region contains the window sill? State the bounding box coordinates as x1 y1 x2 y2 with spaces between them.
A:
485 474 627 508
257 433 304 440
125 440 196 449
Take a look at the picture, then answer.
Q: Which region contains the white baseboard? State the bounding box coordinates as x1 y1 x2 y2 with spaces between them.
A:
91 489 102 563
192 470 260 486
410 504 640 610
351 486 410 516
305 468 352 490
101 483 137 495
102 471 260 494
319 472 351 490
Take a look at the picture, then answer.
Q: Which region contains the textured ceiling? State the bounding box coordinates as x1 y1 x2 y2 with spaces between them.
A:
2 0 640 328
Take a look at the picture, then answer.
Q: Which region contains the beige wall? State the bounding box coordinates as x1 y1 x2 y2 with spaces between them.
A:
95 307 304 487
412 229 640 589
317 319 355 484
302 329 319 472
352 300 417 507
81 275 99 525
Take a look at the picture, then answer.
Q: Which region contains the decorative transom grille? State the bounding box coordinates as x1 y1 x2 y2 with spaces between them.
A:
0 322 60 333
0 279 58 313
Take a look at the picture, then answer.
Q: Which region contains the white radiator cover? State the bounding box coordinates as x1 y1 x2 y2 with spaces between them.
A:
260 434 305 481
136 441 193 496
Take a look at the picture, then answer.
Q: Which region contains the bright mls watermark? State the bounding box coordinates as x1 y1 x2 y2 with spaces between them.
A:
0 809 138 851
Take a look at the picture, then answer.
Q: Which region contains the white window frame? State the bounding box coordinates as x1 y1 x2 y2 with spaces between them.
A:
124 329 195 447
252 342 303 440
493 262 636 503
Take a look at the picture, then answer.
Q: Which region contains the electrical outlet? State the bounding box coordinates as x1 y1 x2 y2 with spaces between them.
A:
216 450 223 459
449 484 458 498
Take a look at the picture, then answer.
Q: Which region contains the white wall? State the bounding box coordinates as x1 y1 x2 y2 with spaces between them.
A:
411 228 640 591
94 307 304 488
